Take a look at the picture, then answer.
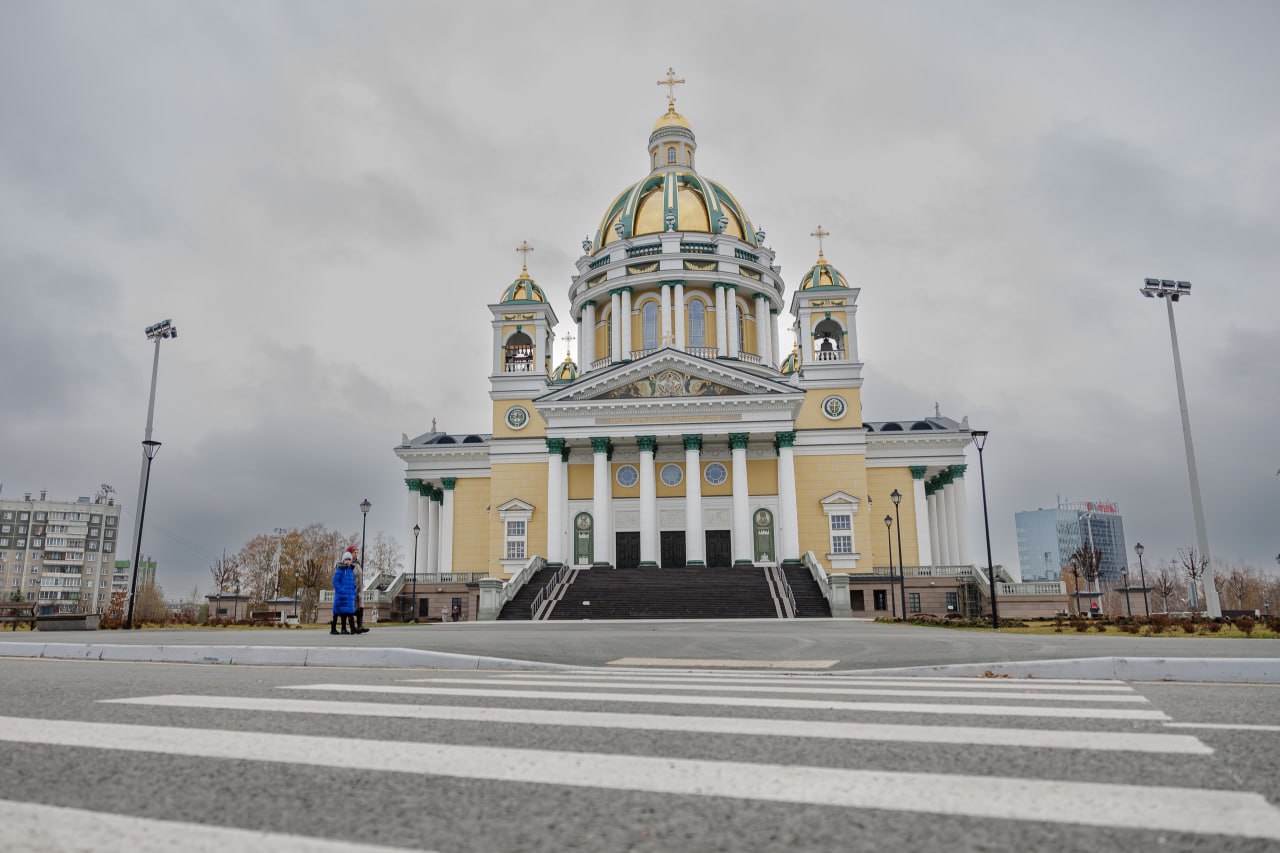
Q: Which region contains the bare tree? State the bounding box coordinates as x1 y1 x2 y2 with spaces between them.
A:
238 534 279 606
1225 564 1250 611
1150 566 1184 614
277 528 309 601
1067 545 1104 615
210 552 241 600
296 524 344 623
1176 548 1209 614
365 530 404 579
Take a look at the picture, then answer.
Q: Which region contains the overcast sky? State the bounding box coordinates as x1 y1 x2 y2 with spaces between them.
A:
2 1 1277 595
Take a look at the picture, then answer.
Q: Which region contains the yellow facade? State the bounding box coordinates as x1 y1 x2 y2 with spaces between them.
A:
794 387 862 430
746 458 778 496
792 453 872 568
567 463 593 501
450 477 491 574
867 468 922 567
487 461 549 576
491 399 547 439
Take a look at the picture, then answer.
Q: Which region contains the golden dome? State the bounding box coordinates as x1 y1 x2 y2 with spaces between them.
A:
653 105 691 131
779 345 801 376
799 254 849 290
500 271 546 303
593 171 756 251
550 355 579 383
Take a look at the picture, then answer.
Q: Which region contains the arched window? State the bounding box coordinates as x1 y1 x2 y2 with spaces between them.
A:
813 318 844 361
736 306 746 354
667 146 676 164
688 299 706 348
642 301 658 350
504 331 533 372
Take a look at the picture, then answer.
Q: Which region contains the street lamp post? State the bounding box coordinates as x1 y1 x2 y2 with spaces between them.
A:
1122 570 1133 617
890 489 907 619
883 514 896 618
1134 542 1150 617
359 499 371 619
1140 278 1220 618
411 524 421 623
126 319 176 629
970 429 999 630
125 440 161 629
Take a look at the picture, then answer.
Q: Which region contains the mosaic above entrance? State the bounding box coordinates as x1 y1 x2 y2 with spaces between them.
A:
599 369 745 399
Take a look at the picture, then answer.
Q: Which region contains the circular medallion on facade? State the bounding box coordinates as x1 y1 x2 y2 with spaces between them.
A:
820 395 848 420
754 509 771 527
660 463 683 486
615 464 639 488
575 513 592 530
704 462 728 486
505 406 529 430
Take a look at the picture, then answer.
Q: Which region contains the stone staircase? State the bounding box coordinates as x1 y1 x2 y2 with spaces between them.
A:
545 566 782 620
783 563 833 618
496 567 555 620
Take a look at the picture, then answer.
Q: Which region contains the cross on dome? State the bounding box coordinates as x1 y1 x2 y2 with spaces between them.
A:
657 66 685 109
810 225 830 259
515 240 534 275
561 329 576 361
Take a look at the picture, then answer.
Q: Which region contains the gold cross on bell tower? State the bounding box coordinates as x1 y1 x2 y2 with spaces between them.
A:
810 225 830 259
657 66 685 108
561 329 576 362
515 240 534 274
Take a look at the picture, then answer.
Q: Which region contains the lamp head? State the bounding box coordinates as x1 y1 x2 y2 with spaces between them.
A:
970 429 988 450
141 440 162 460
360 498 371 515
1134 542 1144 557
413 524 421 535
890 488 901 505
884 514 892 528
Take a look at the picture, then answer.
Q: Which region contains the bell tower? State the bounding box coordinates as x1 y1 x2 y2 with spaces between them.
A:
490 242 559 397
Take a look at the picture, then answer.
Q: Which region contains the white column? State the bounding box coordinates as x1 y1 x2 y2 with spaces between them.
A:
942 477 961 566
777 434 801 562
591 438 611 566
610 291 622 362
755 296 769 362
580 301 596 369
926 487 941 567
416 490 430 577
715 285 728 357
932 482 949 567
546 440 565 565
620 288 633 359
730 433 751 564
426 492 441 573
951 466 971 566
769 311 780 368
660 284 672 346
684 436 704 565
439 479 456 573
560 446 570 563
674 284 686 351
638 437 657 566
727 291 740 358
911 469 930 569
406 482 419 549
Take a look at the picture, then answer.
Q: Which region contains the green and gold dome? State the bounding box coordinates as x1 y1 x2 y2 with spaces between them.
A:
798 253 849 291
779 346 801 376
550 355 579 383
499 269 546 304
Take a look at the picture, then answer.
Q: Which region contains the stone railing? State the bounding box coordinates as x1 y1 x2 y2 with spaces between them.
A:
737 352 762 364
478 555 545 621
590 356 613 370
814 349 846 362
687 346 719 359
627 243 662 257
999 581 1067 597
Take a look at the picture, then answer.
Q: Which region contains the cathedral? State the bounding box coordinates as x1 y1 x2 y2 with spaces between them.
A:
391 73 1026 621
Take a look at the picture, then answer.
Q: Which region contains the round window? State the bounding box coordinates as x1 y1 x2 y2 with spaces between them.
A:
660 463 683 486
505 406 529 430
704 462 728 486
615 465 639 488
821 395 847 420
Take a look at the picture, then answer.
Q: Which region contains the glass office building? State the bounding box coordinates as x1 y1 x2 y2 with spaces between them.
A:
1016 500 1127 582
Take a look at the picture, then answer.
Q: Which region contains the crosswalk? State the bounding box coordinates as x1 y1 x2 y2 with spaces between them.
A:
2 667 1279 849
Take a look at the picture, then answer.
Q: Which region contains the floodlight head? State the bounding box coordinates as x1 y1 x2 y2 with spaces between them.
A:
144 319 177 341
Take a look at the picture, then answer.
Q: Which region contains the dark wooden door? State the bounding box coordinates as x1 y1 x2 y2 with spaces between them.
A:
615 532 640 569
705 530 732 568
660 531 686 568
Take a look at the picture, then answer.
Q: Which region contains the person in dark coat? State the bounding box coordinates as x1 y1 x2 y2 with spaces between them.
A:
330 553 358 635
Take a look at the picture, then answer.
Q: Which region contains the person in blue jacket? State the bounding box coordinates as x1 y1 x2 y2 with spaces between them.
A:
330 552 358 635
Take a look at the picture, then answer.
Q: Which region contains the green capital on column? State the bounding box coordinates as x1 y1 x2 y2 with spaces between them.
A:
406 478 423 492
729 433 750 450
925 481 935 497
590 436 612 455
949 464 967 479
636 435 657 453
561 446 571 463
909 466 928 480
546 437 566 454
774 431 796 449
938 470 954 486
682 434 702 451
430 486 443 502
441 477 457 491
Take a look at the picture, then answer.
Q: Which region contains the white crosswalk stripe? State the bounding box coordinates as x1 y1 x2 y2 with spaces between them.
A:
5 667 1279 845
283 682 1170 720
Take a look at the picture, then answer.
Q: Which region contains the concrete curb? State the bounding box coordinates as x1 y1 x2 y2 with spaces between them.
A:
843 656 1280 683
0 642 570 671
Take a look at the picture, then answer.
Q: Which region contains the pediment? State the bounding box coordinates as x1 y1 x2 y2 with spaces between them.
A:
537 349 798 404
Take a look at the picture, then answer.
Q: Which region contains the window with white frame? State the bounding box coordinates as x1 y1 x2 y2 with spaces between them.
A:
689 299 706 348
829 514 853 554
505 520 526 560
642 301 659 350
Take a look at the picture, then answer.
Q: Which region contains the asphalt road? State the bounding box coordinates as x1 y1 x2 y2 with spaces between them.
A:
15 619 1279 669
1 658 1278 851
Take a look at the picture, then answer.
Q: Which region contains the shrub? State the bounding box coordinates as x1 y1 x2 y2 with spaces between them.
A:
1181 620 1197 634
1206 621 1224 633
1234 617 1256 636
1122 623 1141 634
